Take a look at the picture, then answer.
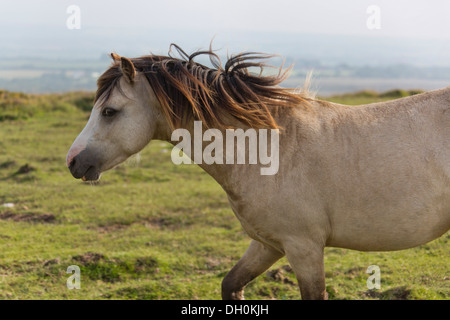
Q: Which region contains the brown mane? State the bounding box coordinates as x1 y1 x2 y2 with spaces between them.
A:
95 44 308 129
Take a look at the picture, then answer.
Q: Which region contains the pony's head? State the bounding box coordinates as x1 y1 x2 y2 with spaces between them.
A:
66 54 166 181
67 45 307 181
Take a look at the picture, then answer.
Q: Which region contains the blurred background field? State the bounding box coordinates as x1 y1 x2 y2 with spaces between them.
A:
0 89 448 300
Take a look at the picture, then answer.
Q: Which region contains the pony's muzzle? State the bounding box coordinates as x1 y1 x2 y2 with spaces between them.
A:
67 149 100 181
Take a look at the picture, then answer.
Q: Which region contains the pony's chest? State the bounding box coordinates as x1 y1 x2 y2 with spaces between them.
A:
226 194 285 250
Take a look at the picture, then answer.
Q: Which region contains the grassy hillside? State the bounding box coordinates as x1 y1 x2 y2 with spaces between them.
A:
0 89 448 300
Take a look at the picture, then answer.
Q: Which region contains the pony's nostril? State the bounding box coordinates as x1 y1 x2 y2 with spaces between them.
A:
69 158 76 170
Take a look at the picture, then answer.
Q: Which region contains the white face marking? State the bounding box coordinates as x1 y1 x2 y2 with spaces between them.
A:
66 110 98 167
67 74 162 180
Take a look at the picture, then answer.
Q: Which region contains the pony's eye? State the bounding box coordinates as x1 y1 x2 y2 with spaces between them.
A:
102 108 118 117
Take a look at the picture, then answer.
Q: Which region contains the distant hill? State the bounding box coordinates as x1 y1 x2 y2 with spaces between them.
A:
0 90 94 121
1 29 450 94
0 88 424 122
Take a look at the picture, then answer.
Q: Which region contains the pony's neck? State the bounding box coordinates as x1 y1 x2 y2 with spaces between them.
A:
160 105 290 194
163 117 238 192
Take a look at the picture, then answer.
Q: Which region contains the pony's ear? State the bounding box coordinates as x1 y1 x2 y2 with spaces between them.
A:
110 52 121 61
120 57 136 84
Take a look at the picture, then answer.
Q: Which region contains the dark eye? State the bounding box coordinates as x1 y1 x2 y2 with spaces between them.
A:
102 108 118 117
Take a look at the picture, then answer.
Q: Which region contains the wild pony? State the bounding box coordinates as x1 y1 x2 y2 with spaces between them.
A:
67 44 450 299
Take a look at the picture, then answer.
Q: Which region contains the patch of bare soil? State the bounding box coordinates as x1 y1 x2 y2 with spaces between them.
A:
94 217 184 234
266 265 296 285
0 211 55 223
15 164 35 175
363 286 411 300
0 160 16 169
72 252 106 265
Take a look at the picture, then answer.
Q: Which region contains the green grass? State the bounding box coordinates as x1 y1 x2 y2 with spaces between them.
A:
0 89 448 300
318 89 425 105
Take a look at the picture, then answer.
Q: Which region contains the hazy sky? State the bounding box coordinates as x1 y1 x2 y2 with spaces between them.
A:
1 0 450 39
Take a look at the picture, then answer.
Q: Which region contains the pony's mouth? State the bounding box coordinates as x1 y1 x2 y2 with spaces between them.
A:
68 156 101 182
81 166 100 181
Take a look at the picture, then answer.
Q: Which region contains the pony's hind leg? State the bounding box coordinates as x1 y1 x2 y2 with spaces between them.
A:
222 240 283 300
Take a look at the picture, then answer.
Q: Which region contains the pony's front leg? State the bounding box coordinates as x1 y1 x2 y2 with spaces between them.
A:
222 240 283 300
285 239 328 300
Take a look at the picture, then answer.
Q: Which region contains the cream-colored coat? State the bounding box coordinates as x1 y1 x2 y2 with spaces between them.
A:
67 67 450 299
